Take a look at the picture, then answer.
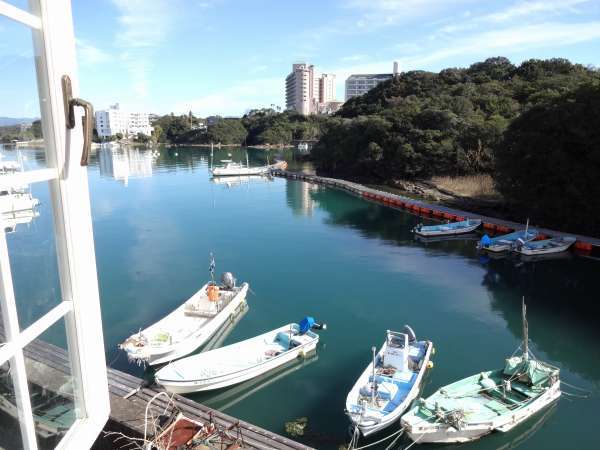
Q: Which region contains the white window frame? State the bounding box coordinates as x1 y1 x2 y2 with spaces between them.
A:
0 1 110 449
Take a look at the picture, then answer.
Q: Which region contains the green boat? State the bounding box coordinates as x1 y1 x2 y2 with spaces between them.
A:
401 301 560 444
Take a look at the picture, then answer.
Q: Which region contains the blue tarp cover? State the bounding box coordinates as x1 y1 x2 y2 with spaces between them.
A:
299 316 315 334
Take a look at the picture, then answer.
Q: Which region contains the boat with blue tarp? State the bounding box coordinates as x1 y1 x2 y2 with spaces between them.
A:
478 227 538 253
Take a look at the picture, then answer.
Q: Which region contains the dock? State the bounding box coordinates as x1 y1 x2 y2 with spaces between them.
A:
1 325 313 450
273 170 600 251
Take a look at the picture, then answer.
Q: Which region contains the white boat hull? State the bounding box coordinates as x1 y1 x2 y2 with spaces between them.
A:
210 166 269 177
346 337 433 437
403 381 561 444
414 223 480 237
516 242 575 256
121 283 249 366
156 324 319 393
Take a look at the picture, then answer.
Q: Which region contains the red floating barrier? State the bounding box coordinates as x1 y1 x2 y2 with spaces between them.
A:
483 223 496 230
575 241 593 251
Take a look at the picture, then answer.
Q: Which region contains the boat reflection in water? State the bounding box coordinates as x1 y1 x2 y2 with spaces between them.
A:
493 403 558 450
210 174 274 189
194 352 318 411
98 147 154 186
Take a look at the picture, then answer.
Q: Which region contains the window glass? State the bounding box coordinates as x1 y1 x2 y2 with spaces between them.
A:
0 359 26 450
0 16 48 173
6 180 61 331
24 317 79 449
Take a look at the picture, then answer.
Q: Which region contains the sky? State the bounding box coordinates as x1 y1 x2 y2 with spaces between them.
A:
2 0 600 118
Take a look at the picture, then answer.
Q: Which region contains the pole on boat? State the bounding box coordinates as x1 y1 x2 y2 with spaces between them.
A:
371 346 377 405
210 143 214 169
525 218 529 236
209 252 215 284
246 151 249 169
522 297 529 361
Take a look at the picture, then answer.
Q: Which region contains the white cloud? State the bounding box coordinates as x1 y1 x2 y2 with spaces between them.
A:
176 77 284 117
111 0 178 98
406 21 600 67
483 0 589 23
76 39 110 66
340 54 368 63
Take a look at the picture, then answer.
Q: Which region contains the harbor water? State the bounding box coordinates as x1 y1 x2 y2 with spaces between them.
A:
7 146 600 449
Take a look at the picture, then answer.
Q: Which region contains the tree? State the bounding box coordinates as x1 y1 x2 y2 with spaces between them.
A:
31 119 42 138
495 83 600 235
115 132 123 140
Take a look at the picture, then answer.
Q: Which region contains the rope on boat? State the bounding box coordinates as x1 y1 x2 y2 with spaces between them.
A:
348 426 405 450
562 391 591 399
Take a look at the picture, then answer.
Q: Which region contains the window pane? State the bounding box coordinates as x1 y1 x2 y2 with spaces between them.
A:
0 359 26 450
6 181 61 331
24 317 80 449
0 16 48 172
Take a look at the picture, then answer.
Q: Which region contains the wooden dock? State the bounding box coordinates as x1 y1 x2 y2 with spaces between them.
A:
2 326 313 450
273 170 600 251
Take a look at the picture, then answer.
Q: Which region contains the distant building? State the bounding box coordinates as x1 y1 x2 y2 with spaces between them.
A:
344 62 400 101
95 103 153 139
206 116 221 126
317 101 344 115
285 64 339 115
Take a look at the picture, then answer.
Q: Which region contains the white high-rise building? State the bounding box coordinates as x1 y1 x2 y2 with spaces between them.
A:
95 103 153 138
285 63 316 115
319 74 336 103
285 63 339 115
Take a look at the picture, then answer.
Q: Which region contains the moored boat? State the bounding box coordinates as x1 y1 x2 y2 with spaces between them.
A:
513 236 576 256
478 228 538 252
401 301 560 444
413 219 481 237
119 256 249 366
155 317 325 393
209 159 287 177
345 327 433 437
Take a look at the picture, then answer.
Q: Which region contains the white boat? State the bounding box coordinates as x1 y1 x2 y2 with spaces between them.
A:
119 267 249 366
514 236 576 256
478 229 538 252
209 158 287 177
0 188 40 214
155 317 324 393
345 327 433 437
413 219 481 237
401 300 560 444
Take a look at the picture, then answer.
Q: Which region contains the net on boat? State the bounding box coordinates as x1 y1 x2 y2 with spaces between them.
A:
503 356 558 386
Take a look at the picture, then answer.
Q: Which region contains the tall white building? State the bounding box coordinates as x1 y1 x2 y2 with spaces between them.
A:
95 103 153 138
344 62 400 101
319 74 336 103
285 63 339 115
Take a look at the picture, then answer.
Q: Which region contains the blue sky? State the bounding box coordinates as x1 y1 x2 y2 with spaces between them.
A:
2 0 600 117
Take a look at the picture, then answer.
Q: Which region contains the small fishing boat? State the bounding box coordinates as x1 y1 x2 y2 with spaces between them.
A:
119 256 249 366
477 226 538 253
155 317 325 393
345 327 433 437
513 236 576 256
401 301 560 444
413 219 481 237
209 154 287 177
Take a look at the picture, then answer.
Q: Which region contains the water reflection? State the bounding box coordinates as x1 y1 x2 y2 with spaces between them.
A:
286 180 319 216
98 147 154 185
210 174 274 189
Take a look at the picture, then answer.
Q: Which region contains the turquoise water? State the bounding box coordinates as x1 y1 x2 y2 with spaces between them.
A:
8 146 600 449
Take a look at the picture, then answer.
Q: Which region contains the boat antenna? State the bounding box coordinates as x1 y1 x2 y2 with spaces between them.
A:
371 346 377 405
210 143 214 169
522 297 529 361
246 151 249 168
525 218 529 236
209 252 215 284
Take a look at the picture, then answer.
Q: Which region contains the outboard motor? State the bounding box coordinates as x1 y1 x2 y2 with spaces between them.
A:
221 272 236 289
514 238 525 251
299 316 327 335
403 325 417 343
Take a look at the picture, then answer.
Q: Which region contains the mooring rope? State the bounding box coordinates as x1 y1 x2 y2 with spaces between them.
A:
349 427 405 450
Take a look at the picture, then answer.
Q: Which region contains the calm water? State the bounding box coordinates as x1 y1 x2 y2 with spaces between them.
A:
7 146 600 450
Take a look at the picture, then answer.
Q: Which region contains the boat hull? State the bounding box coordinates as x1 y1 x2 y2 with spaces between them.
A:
156 326 319 393
414 222 480 237
210 167 269 177
121 283 249 366
403 379 561 444
346 339 433 437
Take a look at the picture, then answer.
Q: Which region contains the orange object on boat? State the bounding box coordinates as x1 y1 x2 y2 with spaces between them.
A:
207 284 220 302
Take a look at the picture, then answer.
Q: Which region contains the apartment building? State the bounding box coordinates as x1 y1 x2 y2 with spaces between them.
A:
95 103 153 138
285 64 339 115
344 62 400 101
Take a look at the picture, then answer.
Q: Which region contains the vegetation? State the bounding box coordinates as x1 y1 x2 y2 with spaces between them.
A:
242 109 325 145
495 83 600 235
312 57 599 181
0 119 42 143
430 174 498 200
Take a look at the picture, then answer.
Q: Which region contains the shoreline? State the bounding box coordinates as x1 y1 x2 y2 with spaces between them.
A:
272 169 599 252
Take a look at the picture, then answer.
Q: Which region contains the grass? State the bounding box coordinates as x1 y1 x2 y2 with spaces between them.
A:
430 174 500 200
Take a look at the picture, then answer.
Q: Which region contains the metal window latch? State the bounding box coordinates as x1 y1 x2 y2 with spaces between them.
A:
61 75 94 166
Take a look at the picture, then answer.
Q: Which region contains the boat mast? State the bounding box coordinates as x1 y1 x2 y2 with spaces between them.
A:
522 297 529 360
371 346 376 405
525 218 529 236
246 151 249 168
210 143 214 169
